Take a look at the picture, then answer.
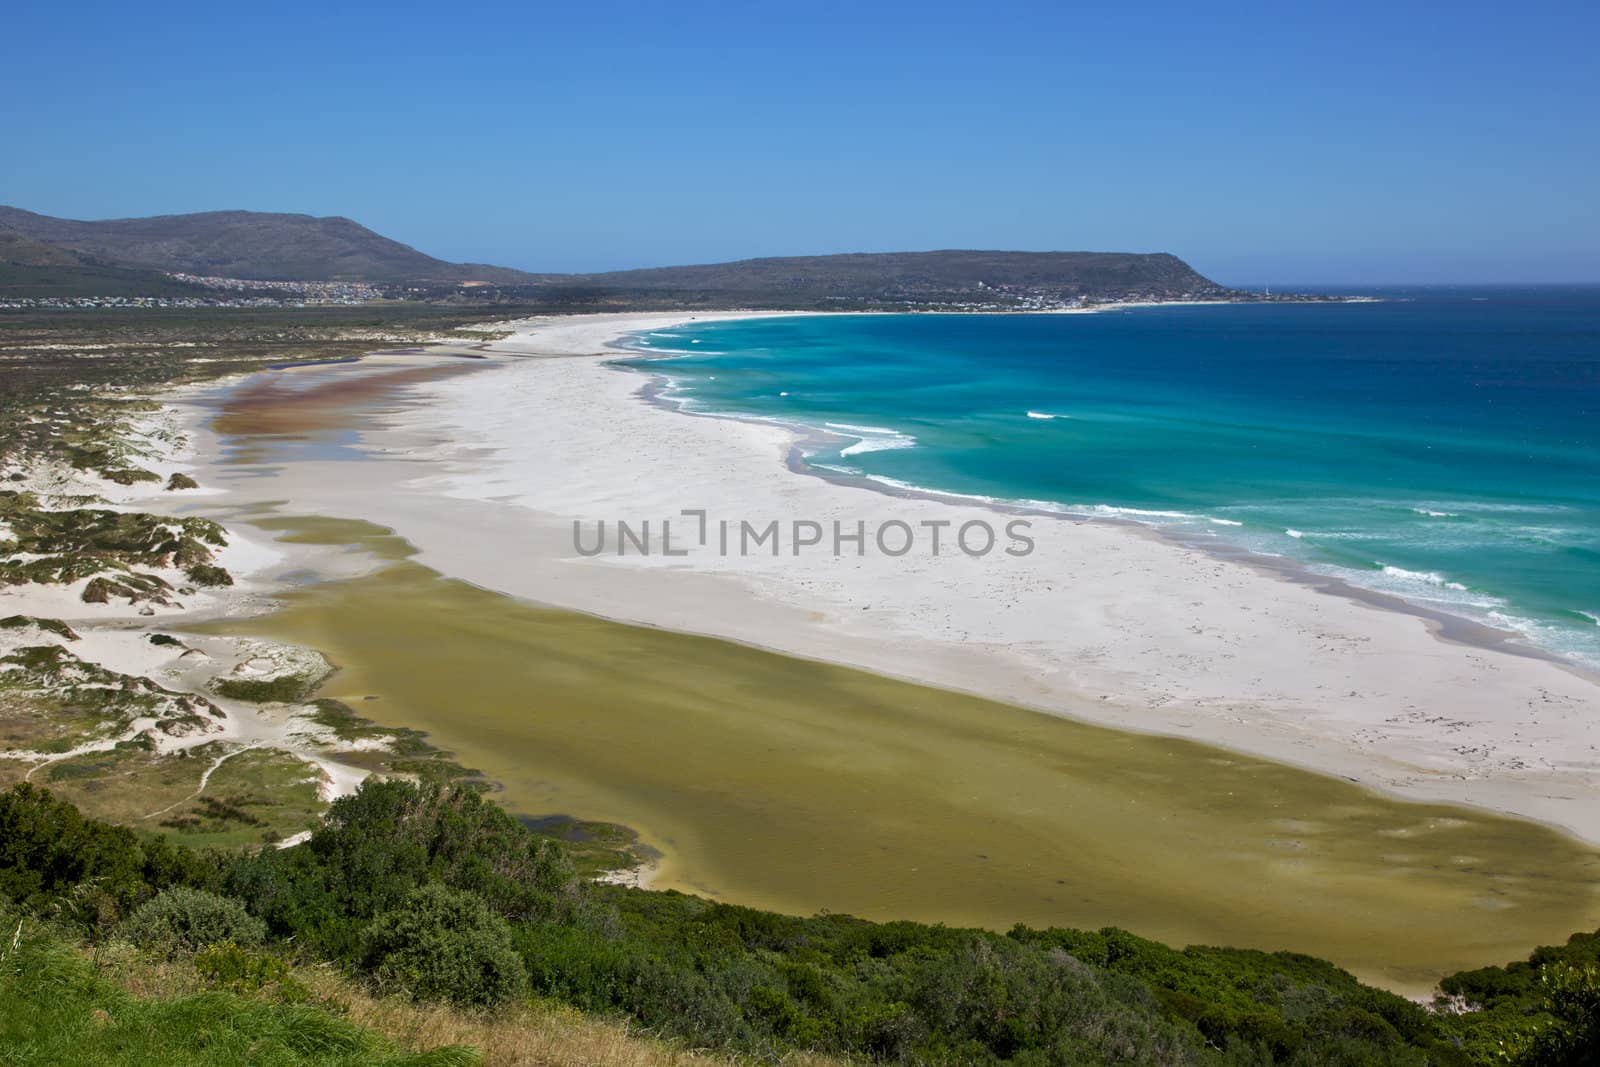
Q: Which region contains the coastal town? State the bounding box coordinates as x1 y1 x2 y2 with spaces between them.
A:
2 271 1352 313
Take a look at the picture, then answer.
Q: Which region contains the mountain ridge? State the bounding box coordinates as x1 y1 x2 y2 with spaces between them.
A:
0 206 534 285
0 206 1234 304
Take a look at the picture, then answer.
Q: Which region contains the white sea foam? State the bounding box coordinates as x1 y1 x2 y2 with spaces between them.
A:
1286 529 1305 538
841 433 918 458
1412 508 1457 518
1079 504 1204 522
825 422 903 435
1581 611 1600 627
1308 562 1508 617
1379 565 1469 592
1333 563 1526 626
857 473 1013 508
824 421 918 458
1210 518 1244 527
1026 411 1067 420
1425 501 1574 515
1484 614 1600 669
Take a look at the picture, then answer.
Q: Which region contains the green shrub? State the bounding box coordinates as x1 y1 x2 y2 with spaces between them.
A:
228 779 588 958
195 940 309 1002
358 884 527 1008
214 674 315 703
184 563 233 587
0 614 79 639
1511 963 1600 1066
0 783 209 922
121 886 266 955
100 468 161 486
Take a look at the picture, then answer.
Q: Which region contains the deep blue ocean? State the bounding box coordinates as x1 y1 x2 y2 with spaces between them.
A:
619 288 1600 668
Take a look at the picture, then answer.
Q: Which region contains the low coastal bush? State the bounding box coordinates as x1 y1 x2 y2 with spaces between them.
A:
225 778 590 961
194 940 309 1001
0 614 79 640
2 781 1592 1066
183 563 233 587
99 467 161 485
213 673 318 703
121 886 267 955
359 884 528 1008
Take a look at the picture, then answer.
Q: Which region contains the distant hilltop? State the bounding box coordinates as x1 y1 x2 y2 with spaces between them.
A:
555 249 1233 308
0 205 1266 309
0 205 531 289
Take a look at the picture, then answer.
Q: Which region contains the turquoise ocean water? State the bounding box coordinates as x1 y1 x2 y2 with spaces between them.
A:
618 289 1600 669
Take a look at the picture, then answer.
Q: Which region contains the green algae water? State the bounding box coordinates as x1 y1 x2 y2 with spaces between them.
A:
198 515 1600 991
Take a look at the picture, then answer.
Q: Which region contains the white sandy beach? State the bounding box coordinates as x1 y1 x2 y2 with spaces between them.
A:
158 310 1600 846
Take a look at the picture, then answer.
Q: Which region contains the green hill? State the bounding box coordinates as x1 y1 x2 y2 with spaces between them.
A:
565 249 1227 302
0 207 534 286
0 206 1234 306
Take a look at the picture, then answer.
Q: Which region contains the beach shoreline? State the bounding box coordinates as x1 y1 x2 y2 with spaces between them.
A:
614 326 1594 681
11 308 1598 986
170 308 1600 847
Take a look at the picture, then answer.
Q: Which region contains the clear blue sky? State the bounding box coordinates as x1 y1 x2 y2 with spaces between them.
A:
4 0 1597 284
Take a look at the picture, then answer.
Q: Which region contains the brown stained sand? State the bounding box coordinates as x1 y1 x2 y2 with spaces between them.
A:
194 516 1600 993
209 361 485 441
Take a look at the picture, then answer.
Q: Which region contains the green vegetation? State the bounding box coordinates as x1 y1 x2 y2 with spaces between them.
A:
0 636 322 843
0 642 220 753
0 259 215 298
1434 934 1600 1063
0 492 233 603
305 698 490 793
0 498 226 563
1513 964 1600 1066
0 614 79 640
194 939 310 1000
213 673 321 704
0 205 536 285
542 249 1232 307
0 918 472 1066
0 304 540 486
0 784 212 923
151 747 325 849
3 780 1595 1066
360 885 529 1008
121 886 268 955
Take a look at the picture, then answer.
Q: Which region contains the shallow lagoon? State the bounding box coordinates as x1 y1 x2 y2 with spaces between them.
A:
197 513 1600 991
